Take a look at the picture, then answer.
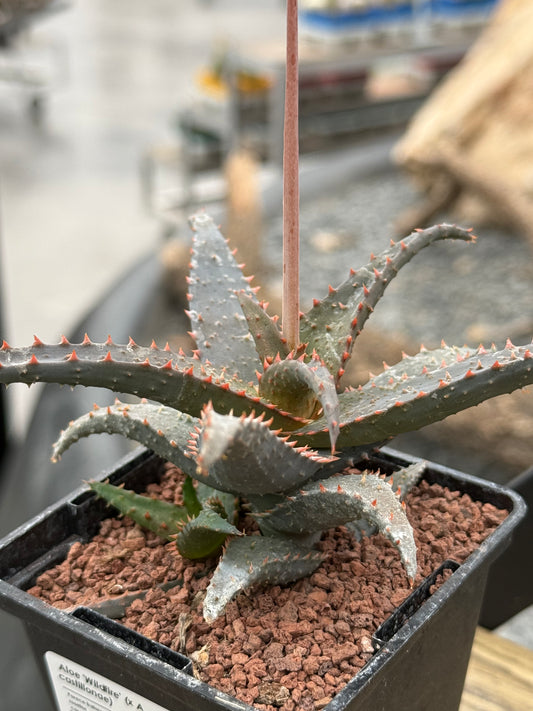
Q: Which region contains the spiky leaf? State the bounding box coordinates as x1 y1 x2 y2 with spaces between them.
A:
365 343 471 384
53 401 313 496
187 213 261 382
389 460 426 498
0 338 299 430
176 508 242 559
52 401 199 478
203 536 325 622
346 461 426 539
256 470 417 580
89 480 188 540
195 482 239 525
296 340 533 448
191 404 335 495
237 291 290 363
300 224 475 382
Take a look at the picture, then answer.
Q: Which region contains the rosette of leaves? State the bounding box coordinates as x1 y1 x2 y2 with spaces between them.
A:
1 213 532 620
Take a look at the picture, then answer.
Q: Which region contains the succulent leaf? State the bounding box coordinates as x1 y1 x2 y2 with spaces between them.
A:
191 404 336 495
255 470 417 580
175 508 242 560
53 401 313 497
371 343 472 381
195 482 239 524
187 213 261 382
259 354 340 450
89 480 188 540
237 291 290 364
182 476 202 517
90 476 239 559
389 460 426 498
52 401 199 478
346 461 426 539
296 340 533 448
300 224 476 382
202 535 325 622
0 338 299 429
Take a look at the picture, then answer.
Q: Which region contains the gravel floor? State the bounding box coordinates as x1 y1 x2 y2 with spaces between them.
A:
265 166 533 351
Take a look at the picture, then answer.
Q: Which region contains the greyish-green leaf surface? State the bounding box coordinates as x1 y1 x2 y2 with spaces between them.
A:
0 338 299 430
195 481 239 525
187 213 261 382
295 340 533 448
259 355 341 450
202 535 325 622
237 291 290 364
255 469 418 580
191 405 336 495
52 401 199 475
300 224 475 382
175 508 242 559
345 461 426 539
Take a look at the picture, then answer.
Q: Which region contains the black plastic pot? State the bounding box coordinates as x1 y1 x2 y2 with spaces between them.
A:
0 447 526 711
480 463 533 628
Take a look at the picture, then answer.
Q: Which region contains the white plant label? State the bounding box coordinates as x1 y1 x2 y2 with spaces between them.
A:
45 651 171 711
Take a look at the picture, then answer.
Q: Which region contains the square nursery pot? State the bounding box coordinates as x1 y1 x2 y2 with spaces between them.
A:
0 447 526 711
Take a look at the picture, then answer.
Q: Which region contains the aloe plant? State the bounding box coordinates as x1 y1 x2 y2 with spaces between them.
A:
1 213 532 621
1 0 532 622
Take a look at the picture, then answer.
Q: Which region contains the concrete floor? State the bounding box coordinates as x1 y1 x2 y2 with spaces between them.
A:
0 1 531 709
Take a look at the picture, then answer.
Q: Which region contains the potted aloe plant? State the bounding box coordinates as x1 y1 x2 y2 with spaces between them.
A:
0 2 529 710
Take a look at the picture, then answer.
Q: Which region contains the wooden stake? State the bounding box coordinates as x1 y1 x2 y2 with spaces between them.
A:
282 0 300 351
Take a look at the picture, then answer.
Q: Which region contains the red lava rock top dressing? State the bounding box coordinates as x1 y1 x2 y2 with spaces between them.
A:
29 462 507 711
